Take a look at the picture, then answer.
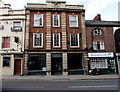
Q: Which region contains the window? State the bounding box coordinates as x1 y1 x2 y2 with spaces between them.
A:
2 37 10 48
0 25 4 30
53 14 60 27
33 33 43 47
90 58 108 69
34 14 43 27
28 54 46 75
93 41 105 50
69 15 78 27
12 21 22 31
3 57 10 67
53 33 60 47
70 33 79 47
93 28 102 35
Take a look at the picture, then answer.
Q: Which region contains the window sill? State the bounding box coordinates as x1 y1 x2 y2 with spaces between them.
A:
2 67 11 68
2 48 11 50
33 26 43 28
33 46 43 48
53 26 60 28
70 46 80 48
53 46 61 48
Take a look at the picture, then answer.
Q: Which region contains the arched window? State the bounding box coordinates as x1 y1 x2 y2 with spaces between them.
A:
93 28 102 35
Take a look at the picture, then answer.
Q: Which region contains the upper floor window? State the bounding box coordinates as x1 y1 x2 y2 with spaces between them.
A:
53 33 60 47
69 15 78 27
93 28 102 35
70 33 79 47
2 37 10 49
3 57 10 67
0 25 4 30
34 14 43 27
33 33 43 48
53 14 60 27
12 21 22 31
93 41 105 50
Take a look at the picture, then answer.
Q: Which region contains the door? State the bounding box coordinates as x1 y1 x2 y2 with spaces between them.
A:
14 59 21 75
51 54 63 75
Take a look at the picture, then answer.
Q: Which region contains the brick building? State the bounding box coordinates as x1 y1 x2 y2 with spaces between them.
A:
24 0 87 75
86 14 118 74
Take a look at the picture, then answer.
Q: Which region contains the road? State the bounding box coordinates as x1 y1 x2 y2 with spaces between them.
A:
2 79 119 92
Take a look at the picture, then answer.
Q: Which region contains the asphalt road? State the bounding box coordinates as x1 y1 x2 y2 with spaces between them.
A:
2 79 119 92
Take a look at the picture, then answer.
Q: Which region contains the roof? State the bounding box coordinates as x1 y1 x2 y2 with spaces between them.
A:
85 20 120 27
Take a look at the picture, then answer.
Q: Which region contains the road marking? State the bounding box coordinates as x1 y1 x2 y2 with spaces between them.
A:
69 85 118 88
3 86 44 89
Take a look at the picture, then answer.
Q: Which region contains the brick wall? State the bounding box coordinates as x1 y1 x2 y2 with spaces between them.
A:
86 26 116 52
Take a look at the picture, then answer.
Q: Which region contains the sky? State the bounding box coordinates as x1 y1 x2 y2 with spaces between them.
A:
2 0 120 21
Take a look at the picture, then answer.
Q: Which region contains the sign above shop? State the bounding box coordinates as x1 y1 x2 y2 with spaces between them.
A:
88 52 114 57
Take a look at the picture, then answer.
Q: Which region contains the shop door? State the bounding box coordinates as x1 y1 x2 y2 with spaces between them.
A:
14 59 21 75
51 54 62 75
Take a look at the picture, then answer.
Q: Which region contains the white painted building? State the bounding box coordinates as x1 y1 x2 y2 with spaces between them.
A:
0 0 25 75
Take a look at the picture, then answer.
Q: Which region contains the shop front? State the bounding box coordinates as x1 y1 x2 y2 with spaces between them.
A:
67 53 84 75
28 54 46 75
88 52 117 74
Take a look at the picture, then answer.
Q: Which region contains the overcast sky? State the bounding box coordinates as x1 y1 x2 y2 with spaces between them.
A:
2 0 120 21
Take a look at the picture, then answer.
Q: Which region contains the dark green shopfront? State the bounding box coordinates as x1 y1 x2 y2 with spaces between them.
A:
88 52 118 74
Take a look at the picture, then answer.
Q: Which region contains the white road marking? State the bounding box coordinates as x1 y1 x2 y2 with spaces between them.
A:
69 85 118 88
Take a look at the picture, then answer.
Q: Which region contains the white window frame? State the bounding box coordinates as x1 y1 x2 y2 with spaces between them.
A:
34 14 43 27
90 58 108 69
13 21 22 30
93 28 102 35
93 41 105 50
33 33 43 48
69 15 78 27
70 33 79 47
53 33 60 47
53 14 60 27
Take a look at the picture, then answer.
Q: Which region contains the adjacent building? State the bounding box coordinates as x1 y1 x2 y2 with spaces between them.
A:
86 14 119 74
24 0 87 75
0 0 25 75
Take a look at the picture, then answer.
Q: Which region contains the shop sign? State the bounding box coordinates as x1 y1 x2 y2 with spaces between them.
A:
88 52 114 57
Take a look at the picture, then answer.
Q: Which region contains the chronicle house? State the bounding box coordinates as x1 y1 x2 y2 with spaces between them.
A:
24 0 87 75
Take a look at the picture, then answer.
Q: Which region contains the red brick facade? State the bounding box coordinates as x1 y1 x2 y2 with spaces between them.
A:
28 11 84 50
86 15 116 52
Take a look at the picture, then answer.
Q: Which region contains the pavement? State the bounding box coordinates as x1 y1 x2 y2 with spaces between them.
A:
1 74 119 81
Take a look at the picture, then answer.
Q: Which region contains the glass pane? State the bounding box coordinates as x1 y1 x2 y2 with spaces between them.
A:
3 57 10 67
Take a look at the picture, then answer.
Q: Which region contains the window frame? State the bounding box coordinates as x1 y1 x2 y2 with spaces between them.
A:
3 57 10 67
90 58 108 69
93 41 105 50
93 28 102 35
12 21 22 31
53 33 61 48
0 25 4 30
69 15 78 27
33 33 43 48
53 14 60 27
34 14 43 27
2 37 10 49
70 33 79 47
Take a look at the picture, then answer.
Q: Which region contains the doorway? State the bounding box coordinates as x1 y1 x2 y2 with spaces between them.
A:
51 54 63 75
14 59 21 75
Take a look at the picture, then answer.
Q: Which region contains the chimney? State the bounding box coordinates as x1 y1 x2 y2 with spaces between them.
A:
93 14 101 21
